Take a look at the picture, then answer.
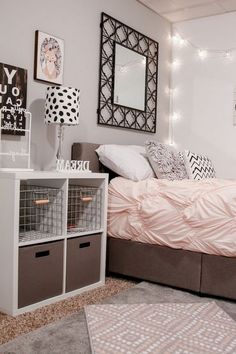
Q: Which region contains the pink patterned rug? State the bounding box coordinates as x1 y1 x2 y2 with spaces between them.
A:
85 302 236 354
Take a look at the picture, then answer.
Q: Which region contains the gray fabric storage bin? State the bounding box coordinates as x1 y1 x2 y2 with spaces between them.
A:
18 240 63 308
66 234 101 292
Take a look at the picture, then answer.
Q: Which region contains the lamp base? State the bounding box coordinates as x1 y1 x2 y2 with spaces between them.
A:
56 124 64 161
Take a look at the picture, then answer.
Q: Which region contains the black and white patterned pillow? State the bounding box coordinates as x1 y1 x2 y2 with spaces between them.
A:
145 141 188 180
184 150 216 180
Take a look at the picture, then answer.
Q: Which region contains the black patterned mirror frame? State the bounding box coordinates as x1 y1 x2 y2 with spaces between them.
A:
97 12 159 133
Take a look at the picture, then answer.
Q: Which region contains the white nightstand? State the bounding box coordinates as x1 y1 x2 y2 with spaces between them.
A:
0 171 108 316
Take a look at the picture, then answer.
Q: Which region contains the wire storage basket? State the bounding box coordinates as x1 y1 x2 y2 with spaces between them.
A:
19 184 63 243
67 185 102 233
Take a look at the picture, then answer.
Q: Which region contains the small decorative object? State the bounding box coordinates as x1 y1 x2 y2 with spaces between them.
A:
56 159 91 172
45 86 80 165
0 62 27 135
34 30 64 85
0 106 33 170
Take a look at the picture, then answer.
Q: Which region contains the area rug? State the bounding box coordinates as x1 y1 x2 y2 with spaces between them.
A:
85 302 236 354
1 281 236 354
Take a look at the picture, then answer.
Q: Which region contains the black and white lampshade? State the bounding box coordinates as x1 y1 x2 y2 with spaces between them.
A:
45 86 80 125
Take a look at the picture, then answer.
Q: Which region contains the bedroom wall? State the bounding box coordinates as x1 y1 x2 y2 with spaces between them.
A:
172 12 236 178
0 0 171 170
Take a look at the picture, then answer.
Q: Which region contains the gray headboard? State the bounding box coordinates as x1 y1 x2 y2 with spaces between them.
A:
71 143 100 172
71 142 118 180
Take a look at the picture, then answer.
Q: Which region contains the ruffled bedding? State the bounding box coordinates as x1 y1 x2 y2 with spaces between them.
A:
107 177 236 257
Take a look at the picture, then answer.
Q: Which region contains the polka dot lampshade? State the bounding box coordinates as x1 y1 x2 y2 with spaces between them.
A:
45 86 80 125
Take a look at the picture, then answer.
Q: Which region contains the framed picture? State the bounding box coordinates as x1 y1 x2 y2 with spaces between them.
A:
0 62 27 135
34 30 64 85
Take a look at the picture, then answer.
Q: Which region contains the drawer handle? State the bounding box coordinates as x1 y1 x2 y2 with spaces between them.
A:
35 250 50 258
79 242 90 248
34 199 50 205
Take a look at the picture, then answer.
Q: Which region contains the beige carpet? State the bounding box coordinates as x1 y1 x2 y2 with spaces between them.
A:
85 302 236 354
0 276 136 345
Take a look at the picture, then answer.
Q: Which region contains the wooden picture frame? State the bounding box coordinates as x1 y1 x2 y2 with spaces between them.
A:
34 30 64 85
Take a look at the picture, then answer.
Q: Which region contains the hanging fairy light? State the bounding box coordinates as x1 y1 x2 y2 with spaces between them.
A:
198 49 208 60
171 58 181 70
169 30 236 146
171 33 187 47
172 112 181 121
171 30 236 62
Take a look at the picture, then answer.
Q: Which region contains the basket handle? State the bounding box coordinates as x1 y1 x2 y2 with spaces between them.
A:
33 191 50 205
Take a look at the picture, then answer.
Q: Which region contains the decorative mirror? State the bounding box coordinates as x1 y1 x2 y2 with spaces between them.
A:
113 43 147 111
97 12 159 133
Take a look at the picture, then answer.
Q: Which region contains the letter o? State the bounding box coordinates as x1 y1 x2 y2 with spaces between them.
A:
12 87 20 97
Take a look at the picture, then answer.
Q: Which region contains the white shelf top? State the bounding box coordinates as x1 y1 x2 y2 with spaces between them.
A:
0 170 108 180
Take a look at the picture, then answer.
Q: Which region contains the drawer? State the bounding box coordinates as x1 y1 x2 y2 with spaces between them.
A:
66 234 101 292
18 240 63 308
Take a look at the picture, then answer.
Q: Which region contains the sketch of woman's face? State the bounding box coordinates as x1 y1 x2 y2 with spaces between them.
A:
40 37 62 78
45 48 57 63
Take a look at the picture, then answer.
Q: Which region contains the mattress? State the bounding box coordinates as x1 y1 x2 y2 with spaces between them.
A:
108 177 236 257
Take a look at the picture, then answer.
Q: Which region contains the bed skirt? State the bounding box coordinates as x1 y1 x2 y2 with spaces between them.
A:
107 237 236 300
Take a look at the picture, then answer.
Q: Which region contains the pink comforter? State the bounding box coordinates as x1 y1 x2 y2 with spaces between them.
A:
108 177 236 257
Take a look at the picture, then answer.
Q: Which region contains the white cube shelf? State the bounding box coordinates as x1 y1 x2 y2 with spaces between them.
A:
0 171 108 316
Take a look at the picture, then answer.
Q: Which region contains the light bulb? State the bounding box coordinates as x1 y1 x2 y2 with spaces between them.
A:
172 112 181 121
165 87 179 97
171 33 186 47
171 59 181 70
224 51 233 61
198 49 208 60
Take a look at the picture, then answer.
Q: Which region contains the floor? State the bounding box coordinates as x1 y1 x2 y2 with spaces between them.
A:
0 276 136 345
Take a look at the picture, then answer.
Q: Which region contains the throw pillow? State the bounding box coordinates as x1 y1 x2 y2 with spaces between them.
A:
184 150 216 180
95 144 155 181
145 141 188 180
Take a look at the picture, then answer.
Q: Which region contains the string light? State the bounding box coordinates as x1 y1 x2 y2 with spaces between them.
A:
172 112 181 121
171 59 181 70
171 34 187 47
198 49 208 60
168 31 236 147
171 30 236 61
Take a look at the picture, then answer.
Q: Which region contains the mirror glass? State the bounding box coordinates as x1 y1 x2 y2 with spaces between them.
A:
113 43 147 111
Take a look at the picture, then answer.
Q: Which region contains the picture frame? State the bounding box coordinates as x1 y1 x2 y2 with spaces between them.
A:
34 30 64 85
0 62 27 136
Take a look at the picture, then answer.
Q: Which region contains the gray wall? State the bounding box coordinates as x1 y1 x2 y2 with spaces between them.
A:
0 0 171 170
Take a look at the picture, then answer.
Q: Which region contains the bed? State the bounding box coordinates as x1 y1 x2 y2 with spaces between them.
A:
72 142 236 300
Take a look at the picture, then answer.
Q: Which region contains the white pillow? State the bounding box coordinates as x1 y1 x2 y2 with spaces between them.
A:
95 144 154 181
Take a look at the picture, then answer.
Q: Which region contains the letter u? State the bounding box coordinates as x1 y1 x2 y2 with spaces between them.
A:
0 84 7 94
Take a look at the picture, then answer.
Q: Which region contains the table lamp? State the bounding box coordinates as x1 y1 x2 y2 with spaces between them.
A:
45 86 80 161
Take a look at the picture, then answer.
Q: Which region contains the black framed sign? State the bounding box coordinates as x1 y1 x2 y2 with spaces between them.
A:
0 63 27 135
97 12 158 133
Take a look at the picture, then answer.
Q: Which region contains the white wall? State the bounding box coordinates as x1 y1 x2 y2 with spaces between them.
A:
0 0 171 170
172 12 236 178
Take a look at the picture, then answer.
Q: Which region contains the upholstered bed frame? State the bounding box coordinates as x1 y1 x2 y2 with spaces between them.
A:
72 142 236 300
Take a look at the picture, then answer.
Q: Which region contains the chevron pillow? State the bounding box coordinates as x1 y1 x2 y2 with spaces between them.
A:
184 150 216 180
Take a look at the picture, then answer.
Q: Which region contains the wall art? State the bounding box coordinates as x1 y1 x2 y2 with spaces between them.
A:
34 30 64 85
0 62 27 136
